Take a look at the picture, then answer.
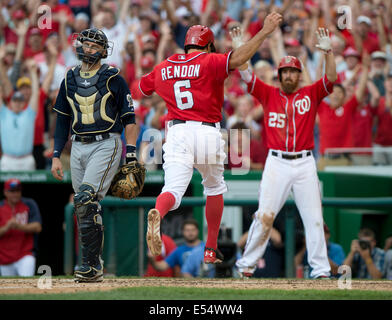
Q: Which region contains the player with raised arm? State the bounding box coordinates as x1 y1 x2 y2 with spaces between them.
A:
233 27 337 279
139 13 283 263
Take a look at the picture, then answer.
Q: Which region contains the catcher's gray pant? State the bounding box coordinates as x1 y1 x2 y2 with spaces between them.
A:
70 133 122 199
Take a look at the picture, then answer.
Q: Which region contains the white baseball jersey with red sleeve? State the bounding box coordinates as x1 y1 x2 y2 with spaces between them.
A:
138 51 232 123
247 74 334 152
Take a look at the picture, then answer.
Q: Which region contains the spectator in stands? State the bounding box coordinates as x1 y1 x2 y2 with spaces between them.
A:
0 43 17 100
0 179 42 276
181 244 215 278
317 54 370 170
0 60 39 171
369 51 388 96
35 32 66 92
147 219 204 277
383 236 392 280
100 6 127 68
253 60 274 85
337 47 361 84
237 227 284 278
24 27 44 60
353 15 380 55
162 0 200 49
373 72 392 165
226 95 261 138
295 223 345 278
227 122 266 171
144 233 177 277
0 20 30 99
343 228 384 279
331 35 348 74
15 40 56 170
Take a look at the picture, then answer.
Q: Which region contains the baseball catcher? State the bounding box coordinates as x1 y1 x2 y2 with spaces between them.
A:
51 28 141 283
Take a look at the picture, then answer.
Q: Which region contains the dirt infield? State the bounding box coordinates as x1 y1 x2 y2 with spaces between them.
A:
1 278 391 295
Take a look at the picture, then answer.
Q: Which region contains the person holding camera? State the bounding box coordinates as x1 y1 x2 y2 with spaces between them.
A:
343 228 385 279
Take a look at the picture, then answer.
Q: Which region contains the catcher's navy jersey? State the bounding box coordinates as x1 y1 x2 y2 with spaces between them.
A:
53 64 135 135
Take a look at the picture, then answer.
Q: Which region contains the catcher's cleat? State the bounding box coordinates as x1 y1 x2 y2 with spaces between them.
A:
146 209 162 256
204 247 224 264
74 263 103 283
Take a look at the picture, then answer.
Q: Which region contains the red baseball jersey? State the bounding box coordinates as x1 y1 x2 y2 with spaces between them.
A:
0 198 41 265
374 97 392 146
144 234 177 278
247 74 333 152
138 51 232 123
317 95 359 155
352 105 376 149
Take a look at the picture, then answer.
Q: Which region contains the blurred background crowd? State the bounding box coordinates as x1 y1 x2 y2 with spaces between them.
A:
0 0 391 173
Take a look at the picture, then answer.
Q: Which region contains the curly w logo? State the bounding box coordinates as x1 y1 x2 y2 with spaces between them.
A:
295 96 311 115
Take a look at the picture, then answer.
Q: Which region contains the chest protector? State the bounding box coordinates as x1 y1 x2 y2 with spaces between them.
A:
65 64 120 134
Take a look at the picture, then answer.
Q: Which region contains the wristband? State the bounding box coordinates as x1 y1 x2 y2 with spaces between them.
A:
126 144 137 162
126 145 136 154
239 66 253 83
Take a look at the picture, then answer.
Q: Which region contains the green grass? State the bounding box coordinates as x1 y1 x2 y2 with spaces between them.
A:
1 286 392 300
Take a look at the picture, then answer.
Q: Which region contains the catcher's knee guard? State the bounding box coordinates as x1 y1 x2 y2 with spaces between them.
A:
74 184 104 267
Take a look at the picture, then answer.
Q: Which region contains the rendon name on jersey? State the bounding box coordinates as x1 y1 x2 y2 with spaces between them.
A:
138 51 232 123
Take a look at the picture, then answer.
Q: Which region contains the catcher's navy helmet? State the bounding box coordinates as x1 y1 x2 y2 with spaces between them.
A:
73 28 113 64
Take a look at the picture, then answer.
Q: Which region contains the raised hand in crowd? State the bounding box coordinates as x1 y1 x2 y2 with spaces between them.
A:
25 59 39 113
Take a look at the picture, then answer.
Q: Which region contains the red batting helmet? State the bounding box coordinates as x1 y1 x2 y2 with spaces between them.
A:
278 56 302 72
184 25 214 48
277 56 302 81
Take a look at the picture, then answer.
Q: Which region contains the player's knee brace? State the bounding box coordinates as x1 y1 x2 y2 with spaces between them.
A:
74 184 97 208
74 184 103 267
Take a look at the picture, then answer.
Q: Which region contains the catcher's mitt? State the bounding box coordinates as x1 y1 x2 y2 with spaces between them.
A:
110 161 146 199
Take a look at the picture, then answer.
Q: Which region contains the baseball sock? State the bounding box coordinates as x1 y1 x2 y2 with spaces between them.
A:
205 194 224 250
155 192 176 219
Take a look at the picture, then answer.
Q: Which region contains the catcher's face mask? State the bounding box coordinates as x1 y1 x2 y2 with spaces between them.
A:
72 28 113 68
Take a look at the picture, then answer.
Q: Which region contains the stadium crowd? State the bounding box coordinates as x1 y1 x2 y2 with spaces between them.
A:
0 0 392 279
0 0 391 172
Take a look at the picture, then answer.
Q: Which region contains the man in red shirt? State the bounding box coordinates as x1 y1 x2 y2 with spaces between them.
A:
144 234 177 277
373 73 392 165
317 58 369 168
234 28 337 279
0 179 42 276
139 13 283 264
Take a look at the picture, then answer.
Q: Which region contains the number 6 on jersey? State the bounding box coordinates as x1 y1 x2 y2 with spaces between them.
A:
174 80 194 110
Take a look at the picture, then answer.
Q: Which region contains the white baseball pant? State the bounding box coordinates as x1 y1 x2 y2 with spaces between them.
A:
0 254 36 276
161 121 227 210
0 154 36 171
236 149 331 278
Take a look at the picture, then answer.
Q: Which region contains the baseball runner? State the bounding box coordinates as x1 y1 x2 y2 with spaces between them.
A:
139 13 283 263
51 28 144 282
235 28 337 279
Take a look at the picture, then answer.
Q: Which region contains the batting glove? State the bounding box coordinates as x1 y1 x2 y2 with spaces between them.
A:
229 26 244 49
315 28 332 52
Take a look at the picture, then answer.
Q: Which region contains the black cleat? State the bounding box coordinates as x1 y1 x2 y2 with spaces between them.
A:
74 263 103 283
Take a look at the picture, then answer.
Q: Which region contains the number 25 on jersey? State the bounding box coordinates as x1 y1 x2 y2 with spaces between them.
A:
268 112 286 128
